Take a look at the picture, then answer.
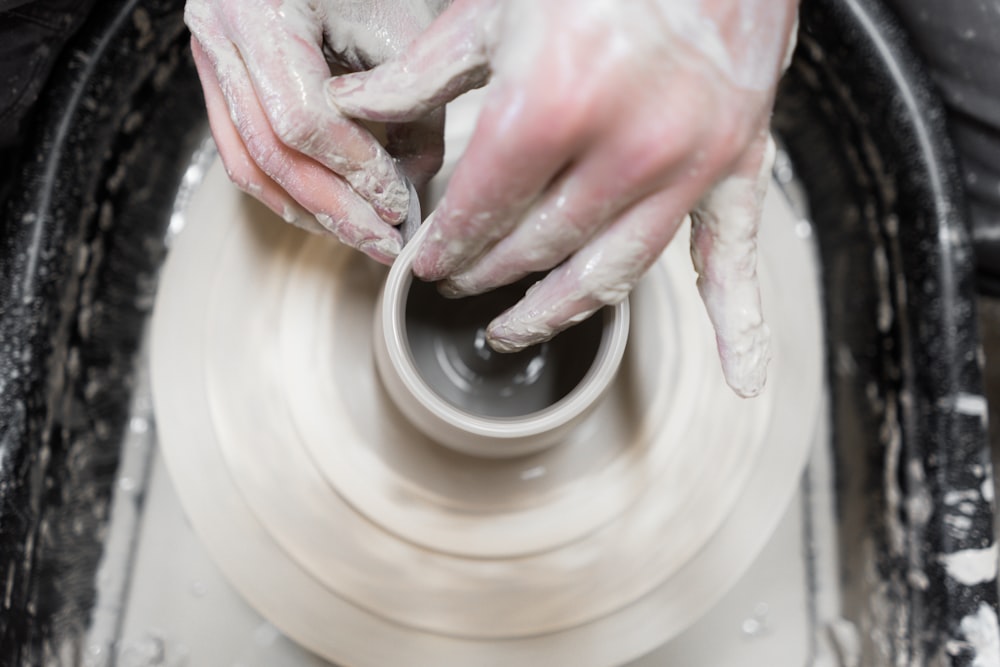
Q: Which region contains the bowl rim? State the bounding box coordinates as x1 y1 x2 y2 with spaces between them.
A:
379 226 631 444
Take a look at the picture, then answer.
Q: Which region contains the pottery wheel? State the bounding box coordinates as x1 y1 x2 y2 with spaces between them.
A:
151 95 824 666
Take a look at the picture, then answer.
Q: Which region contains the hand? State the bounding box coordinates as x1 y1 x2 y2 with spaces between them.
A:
185 0 449 263
327 0 797 396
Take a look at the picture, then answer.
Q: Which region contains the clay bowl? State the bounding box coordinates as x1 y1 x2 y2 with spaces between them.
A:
373 227 629 458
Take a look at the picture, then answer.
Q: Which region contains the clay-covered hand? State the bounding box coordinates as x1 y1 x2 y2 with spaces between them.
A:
327 0 798 396
184 0 449 263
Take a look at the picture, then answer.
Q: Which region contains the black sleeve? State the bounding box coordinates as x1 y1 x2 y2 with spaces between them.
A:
882 0 1000 288
0 0 97 150
0 0 37 10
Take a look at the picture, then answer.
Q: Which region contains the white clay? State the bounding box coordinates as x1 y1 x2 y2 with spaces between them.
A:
690 137 776 397
939 544 999 586
960 604 1000 667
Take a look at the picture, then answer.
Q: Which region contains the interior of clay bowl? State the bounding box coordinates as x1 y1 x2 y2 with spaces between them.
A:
402 274 608 420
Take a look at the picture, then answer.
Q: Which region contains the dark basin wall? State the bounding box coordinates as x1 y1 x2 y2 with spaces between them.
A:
776 1 997 664
0 0 202 661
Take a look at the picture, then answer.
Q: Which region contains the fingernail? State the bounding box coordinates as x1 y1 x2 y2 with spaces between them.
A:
720 324 771 398
359 236 402 264
412 249 447 281
316 212 401 261
411 217 449 281
436 280 464 298
315 213 336 232
326 74 364 101
370 193 409 226
437 275 485 299
413 237 471 281
279 209 324 235
486 321 530 353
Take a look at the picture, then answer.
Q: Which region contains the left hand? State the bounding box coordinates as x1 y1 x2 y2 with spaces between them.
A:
185 0 450 263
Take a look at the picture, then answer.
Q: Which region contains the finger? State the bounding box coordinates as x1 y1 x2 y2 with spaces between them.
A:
192 33 402 263
486 187 691 353
192 38 324 235
438 167 615 297
386 109 445 189
325 0 495 122
220 0 410 224
438 127 695 297
410 83 589 281
439 100 718 297
437 180 600 298
690 134 774 398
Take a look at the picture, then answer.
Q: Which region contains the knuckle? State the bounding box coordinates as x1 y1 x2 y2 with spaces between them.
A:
221 160 253 192
183 2 210 34
243 131 290 183
316 213 348 237
535 100 587 146
271 106 324 153
615 132 689 190
704 111 757 169
515 245 560 273
578 267 638 307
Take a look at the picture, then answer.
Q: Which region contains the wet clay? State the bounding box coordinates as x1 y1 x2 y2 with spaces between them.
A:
405 274 605 418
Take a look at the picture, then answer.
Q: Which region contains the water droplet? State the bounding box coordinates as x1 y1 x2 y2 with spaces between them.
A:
520 466 546 480
83 643 106 667
741 602 770 638
472 328 492 362
253 622 280 647
118 634 165 667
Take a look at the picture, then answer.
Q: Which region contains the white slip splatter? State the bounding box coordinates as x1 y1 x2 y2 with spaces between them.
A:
939 544 998 586
960 603 1000 667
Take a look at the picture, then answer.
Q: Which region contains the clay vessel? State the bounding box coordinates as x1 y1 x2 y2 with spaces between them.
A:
373 228 630 458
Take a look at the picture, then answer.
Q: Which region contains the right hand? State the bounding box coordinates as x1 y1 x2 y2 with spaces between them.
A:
184 0 449 264
326 0 797 396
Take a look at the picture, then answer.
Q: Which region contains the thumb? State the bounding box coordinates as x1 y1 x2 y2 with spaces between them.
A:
326 0 497 123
